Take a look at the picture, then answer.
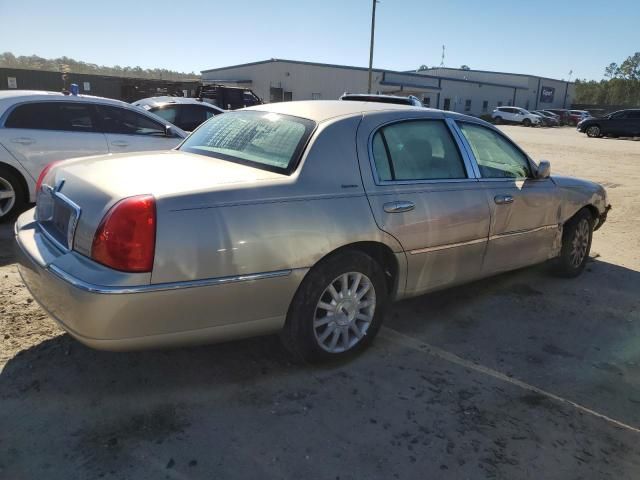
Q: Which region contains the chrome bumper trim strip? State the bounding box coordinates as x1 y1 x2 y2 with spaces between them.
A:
409 224 559 255
409 237 486 255
47 265 292 295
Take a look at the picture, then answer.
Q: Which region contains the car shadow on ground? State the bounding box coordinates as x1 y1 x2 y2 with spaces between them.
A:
2 257 640 479
1 258 639 417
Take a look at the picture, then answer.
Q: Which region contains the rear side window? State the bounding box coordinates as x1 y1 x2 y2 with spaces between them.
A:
96 105 166 136
458 122 531 178
371 120 467 181
5 102 95 132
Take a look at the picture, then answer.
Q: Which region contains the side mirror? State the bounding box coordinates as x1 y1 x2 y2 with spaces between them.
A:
536 160 551 179
165 125 173 137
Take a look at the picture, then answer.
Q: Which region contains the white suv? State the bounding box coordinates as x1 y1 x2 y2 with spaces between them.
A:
0 90 187 220
492 107 542 127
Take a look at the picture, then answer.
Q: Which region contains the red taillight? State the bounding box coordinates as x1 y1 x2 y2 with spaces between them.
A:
91 195 156 273
36 161 62 192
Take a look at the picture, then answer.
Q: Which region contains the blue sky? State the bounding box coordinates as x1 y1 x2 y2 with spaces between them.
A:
0 0 637 80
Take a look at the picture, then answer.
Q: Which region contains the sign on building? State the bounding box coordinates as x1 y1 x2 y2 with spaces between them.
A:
539 86 555 103
7 77 17 88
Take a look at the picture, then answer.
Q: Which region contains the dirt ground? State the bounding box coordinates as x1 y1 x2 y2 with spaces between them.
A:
1 126 639 479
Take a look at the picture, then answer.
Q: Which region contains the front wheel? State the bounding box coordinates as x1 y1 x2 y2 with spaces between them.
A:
523 118 532 127
280 250 389 362
586 125 601 138
553 209 594 278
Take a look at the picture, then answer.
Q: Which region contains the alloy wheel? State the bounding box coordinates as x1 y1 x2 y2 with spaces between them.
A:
313 272 376 353
587 126 601 138
570 219 590 268
0 176 16 218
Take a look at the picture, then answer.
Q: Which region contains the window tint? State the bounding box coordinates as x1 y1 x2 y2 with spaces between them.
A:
5 102 95 132
372 120 466 181
627 111 640 119
150 106 177 124
97 105 166 136
178 104 213 131
458 122 531 179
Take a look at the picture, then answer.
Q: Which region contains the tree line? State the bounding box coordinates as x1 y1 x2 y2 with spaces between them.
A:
575 52 640 106
0 52 200 81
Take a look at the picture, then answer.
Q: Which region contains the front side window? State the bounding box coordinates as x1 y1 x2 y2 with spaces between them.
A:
179 111 315 174
97 105 166 136
5 102 95 132
371 120 467 182
178 104 216 131
458 122 532 179
150 105 178 124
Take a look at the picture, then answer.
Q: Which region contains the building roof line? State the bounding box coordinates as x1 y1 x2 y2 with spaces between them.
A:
202 58 529 90
413 67 573 85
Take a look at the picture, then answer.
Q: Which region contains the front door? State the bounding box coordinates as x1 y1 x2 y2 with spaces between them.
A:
95 105 182 153
358 115 491 296
456 121 561 274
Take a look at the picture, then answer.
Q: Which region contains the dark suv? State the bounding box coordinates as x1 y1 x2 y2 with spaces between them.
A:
577 109 640 138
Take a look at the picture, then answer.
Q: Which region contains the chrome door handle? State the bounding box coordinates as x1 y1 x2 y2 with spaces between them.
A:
383 201 415 213
494 194 514 205
11 137 34 145
111 141 129 147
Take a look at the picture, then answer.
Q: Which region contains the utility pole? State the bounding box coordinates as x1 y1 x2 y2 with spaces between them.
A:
367 0 377 93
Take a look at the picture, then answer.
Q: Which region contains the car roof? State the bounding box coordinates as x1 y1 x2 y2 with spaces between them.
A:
132 96 225 110
0 89 131 108
244 100 424 122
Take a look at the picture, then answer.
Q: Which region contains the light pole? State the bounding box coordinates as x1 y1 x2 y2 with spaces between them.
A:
367 0 378 93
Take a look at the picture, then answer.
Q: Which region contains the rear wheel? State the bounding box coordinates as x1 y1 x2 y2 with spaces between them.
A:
523 118 532 127
0 166 26 223
554 209 594 278
494 116 503 124
586 125 601 138
280 250 389 362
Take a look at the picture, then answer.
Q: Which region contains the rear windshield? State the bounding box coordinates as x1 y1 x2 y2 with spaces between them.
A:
179 111 316 174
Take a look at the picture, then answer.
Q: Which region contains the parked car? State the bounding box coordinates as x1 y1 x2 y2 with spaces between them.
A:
544 109 572 125
568 110 592 126
0 90 187 221
15 101 610 361
577 109 640 138
340 93 423 107
195 84 262 110
531 110 560 127
132 96 225 132
491 107 542 126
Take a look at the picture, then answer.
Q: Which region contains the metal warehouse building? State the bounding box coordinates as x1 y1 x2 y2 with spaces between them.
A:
201 59 575 116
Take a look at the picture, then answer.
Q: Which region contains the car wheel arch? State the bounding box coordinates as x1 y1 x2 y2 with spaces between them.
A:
304 241 401 298
0 161 30 204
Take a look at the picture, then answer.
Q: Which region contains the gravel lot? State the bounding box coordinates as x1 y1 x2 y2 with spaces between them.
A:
1 126 639 479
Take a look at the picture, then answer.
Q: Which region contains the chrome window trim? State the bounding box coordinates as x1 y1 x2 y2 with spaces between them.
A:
47 265 292 295
366 117 479 186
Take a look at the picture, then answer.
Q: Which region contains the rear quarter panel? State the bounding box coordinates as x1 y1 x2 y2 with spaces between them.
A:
151 115 404 284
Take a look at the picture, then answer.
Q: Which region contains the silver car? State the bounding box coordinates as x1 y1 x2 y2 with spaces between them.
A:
14 101 610 361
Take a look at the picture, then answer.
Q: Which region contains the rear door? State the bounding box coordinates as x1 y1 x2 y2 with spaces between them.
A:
0 101 108 181
456 121 561 274
357 112 491 296
95 104 182 153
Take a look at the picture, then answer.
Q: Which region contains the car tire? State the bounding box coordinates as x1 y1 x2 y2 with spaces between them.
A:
0 166 26 223
586 125 601 138
494 116 502 124
553 208 594 278
523 118 532 127
280 250 389 362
